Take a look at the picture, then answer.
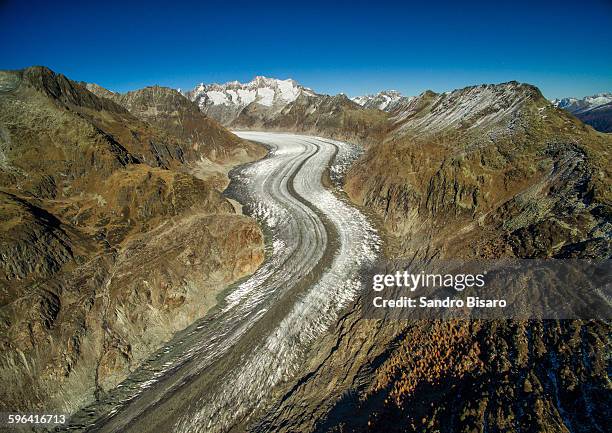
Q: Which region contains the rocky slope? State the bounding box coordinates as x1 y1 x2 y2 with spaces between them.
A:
346 81 610 257
85 83 266 189
246 82 611 432
553 92 612 132
0 67 265 414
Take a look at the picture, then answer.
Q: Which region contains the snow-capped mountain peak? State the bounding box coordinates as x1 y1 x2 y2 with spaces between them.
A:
185 76 318 125
351 90 404 111
551 92 612 115
187 76 315 110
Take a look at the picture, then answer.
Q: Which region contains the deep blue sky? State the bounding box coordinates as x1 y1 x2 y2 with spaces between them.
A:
1 0 611 98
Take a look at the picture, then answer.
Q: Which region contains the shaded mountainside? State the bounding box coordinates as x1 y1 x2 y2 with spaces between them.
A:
0 67 265 413
346 81 611 258
552 93 612 115
571 102 612 133
246 82 611 433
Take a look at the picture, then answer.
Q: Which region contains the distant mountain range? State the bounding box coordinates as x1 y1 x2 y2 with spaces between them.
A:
183 78 611 134
551 92 612 132
551 92 612 114
183 77 388 145
185 77 316 125
351 90 409 111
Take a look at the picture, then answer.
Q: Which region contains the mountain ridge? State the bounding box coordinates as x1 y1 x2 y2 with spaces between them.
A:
0 66 265 413
85 82 266 188
186 77 611 139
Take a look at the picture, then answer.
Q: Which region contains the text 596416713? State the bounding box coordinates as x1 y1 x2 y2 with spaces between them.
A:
2 413 66 426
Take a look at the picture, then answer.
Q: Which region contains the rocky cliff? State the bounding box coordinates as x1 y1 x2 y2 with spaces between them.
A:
0 67 265 414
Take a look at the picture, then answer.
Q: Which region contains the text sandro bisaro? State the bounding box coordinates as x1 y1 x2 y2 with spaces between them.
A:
371 271 507 309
